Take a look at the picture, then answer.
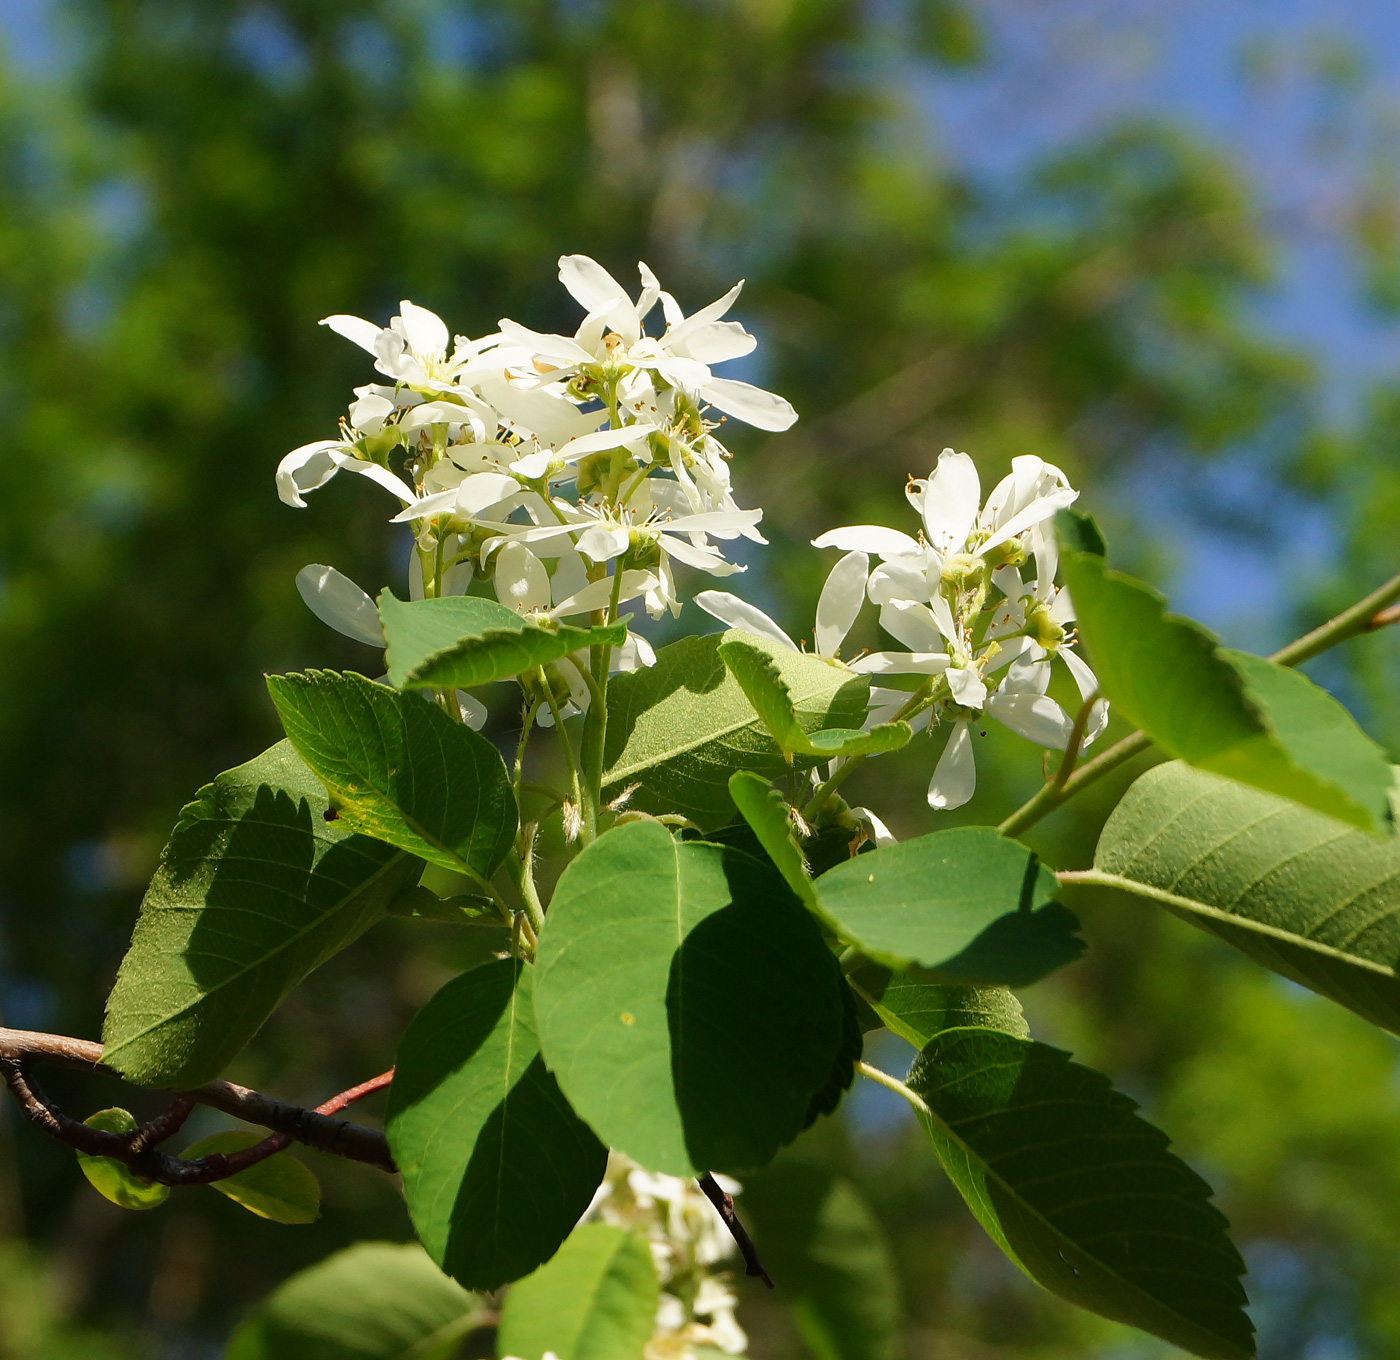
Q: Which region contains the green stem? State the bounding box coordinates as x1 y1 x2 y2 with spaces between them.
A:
1050 688 1101 794
514 697 543 793
856 1060 928 1114
996 569 1400 839
501 852 545 942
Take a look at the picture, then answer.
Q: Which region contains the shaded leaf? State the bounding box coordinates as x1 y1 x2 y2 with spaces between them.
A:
1063 553 1392 832
1084 760 1400 1034
804 978 863 1128
813 828 1083 986
386 960 608 1291
76 1109 169 1211
495 1222 658 1360
908 1028 1253 1360
848 970 1029 1046
223 1241 487 1360
602 633 869 829
182 1132 319 1223
534 819 845 1175
379 591 627 691
267 671 517 879
727 771 816 908
103 741 419 1087
718 636 910 759
743 1163 901 1360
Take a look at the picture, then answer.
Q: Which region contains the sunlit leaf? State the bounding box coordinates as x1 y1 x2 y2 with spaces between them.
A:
76 1109 169 1211
181 1132 319 1224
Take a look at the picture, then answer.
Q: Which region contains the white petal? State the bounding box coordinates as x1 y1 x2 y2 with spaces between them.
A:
554 423 656 460
496 318 594 365
693 590 796 650
493 542 551 613
396 300 449 357
867 554 930 606
551 569 658 618
276 441 344 508
928 721 976 810
921 450 981 555
660 534 741 573
814 551 869 657
349 392 393 433
814 526 922 559
947 665 988 708
1058 645 1099 702
457 472 522 516
399 400 471 431
1002 655 1051 696
558 254 629 313
575 523 631 564
985 692 1074 749
1049 585 1076 624
550 548 591 607
457 691 488 730
295 565 385 647
848 651 949 675
978 486 1079 557
613 632 656 670
879 600 943 652
848 806 898 847
341 459 417 505
320 314 383 355
700 377 798 432
991 565 1025 603
669 320 756 365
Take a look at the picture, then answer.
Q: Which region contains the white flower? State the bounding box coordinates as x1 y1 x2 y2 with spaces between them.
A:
501 255 799 433
296 564 384 647
321 301 481 393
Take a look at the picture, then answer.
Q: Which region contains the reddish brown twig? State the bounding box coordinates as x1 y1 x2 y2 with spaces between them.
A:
0 1027 396 1183
697 1173 774 1289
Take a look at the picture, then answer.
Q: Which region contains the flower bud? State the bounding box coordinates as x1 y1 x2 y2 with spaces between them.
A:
623 527 662 571
521 663 573 707
984 538 1027 569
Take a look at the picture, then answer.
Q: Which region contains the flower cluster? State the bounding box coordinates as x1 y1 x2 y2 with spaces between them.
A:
584 1153 748 1360
702 450 1108 811
278 256 794 720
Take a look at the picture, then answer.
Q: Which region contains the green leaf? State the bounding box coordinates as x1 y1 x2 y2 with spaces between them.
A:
803 978 863 1128
726 771 816 907
181 1132 319 1223
224 1241 488 1360
742 1164 901 1360
813 828 1084 986
267 671 517 879
379 591 628 691
1054 506 1106 557
495 1223 659 1360
76 1109 169 1211
534 819 846 1175
1085 760 1400 1034
1062 553 1393 832
848 970 1029 1046
908 1029 1254 1360
717 635 911 759
102 740 419 1088
602 632 870 829
386 960 608 1291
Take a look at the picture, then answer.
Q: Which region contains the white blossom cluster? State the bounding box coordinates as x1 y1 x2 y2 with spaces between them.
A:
277 255 794 723
699 450 1109 810
583 1152 748 1360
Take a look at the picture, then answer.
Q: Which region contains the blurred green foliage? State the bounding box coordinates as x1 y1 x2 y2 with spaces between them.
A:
0 1 1396 1357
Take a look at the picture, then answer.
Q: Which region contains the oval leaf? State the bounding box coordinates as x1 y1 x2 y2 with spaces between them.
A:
908 1029 1254 1360
495 1222 658 1360
1084 759 1400 1034
76 1108 170 1211
224 1241 487 1360
267 671 517 879
102 740 419 1087
1062 553 1392 832
814 828 1084 986
181 1131 319 1223
386 960 608 1291
848 970 1029 1046
379 591 628 691
534 819 846 1176
602 632 870 829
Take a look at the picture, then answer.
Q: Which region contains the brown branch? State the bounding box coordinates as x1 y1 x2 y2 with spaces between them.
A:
0 1027 396 1183
697 1173 774 1289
